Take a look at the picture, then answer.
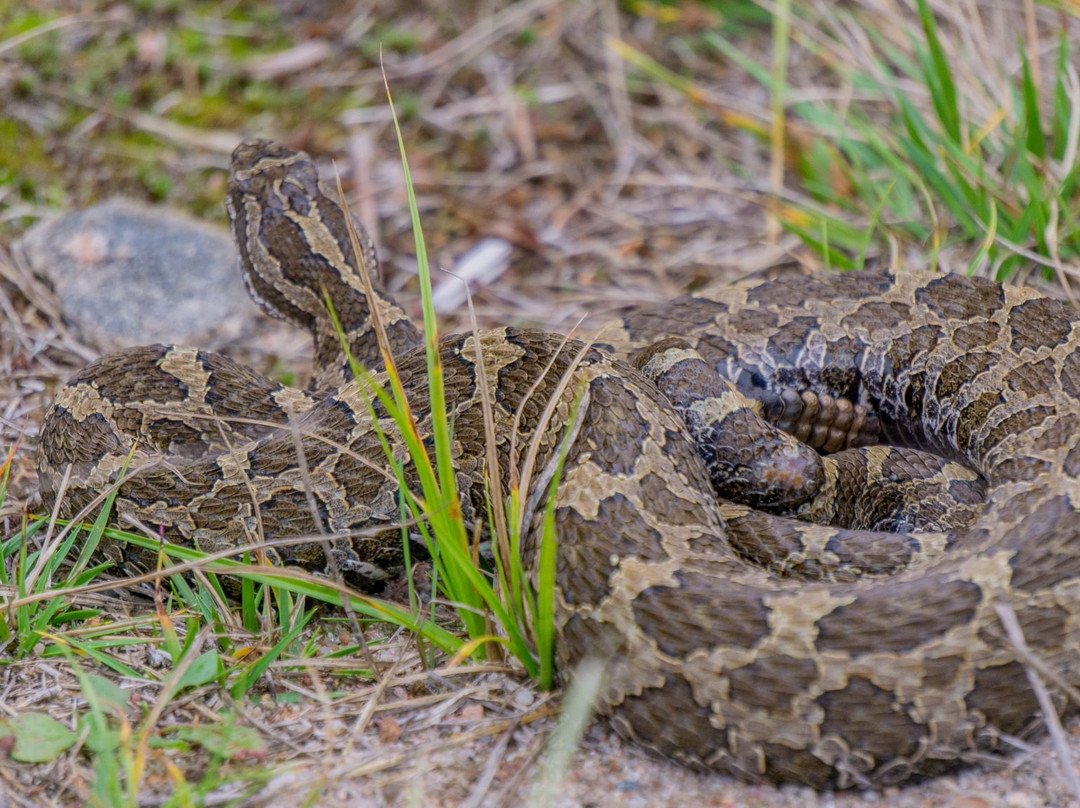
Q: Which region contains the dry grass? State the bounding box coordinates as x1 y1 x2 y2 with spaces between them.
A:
2 1 1080 805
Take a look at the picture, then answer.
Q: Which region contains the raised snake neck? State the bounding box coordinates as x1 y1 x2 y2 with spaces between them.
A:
37 139 1080 788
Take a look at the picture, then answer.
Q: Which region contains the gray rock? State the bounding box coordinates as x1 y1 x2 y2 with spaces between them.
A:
14 197 259 348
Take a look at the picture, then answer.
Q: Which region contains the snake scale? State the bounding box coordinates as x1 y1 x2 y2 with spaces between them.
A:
37 140 1080 789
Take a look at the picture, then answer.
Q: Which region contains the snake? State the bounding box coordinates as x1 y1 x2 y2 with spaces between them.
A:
36 139 1080 789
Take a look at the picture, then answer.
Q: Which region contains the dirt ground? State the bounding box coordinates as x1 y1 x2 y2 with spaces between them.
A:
2 1 1080 805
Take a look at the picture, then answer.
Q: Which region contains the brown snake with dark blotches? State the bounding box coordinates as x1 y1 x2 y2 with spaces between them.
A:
37 139 1080 788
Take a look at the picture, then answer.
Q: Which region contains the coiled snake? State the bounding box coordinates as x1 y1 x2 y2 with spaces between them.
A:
37 140 1080 788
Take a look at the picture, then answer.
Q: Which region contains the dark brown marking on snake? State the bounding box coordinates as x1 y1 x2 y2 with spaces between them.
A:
989 456 1051 485
951 320 1001 352
638 471 709 527
759 745 836 790
727 307 778 335
1003 356 1057 396
823 529 918 572
622 297 724 341
955 391 1003 455
77 349 194 404
820 337 862 400
934 353 995 402
39 408 122 463
578 376 653 478
610 675 731 768
766 316 823 365
1065 441 1080 477
745 270 895 308
964 660 1040 736
727 654 819 711
633 571 771 656
1033 411 1079 451
1009 297 1073 353
920 654 966 690
819 677 921 762
983 406 1055 454
839 300 911 332
557 496 666 606
1016 604 1070 652
1007 495 1080 590
915 274 1003 321
1059 349 1080 397
946 475 989 505
814 577 982 656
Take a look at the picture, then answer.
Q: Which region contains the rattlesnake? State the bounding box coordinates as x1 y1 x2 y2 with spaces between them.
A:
37 140 1080 788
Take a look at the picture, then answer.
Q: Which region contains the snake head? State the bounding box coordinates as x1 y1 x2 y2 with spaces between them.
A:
224 138 359 331
222 138 420 388
227 139 324 214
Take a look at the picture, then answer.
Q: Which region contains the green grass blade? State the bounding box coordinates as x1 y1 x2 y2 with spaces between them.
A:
528 658 604 807
230 607 315 698
384 74 466 570
1019 44 1047 159
915 0 960 142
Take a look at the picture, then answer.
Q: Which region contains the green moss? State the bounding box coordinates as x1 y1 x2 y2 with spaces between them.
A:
136 165 174 201
0 9 57 38
18 31 62 80
516 84 540 105
172 27 210 58
131 0 183 14
391 90 422 122
111 87 133 108
362 24 422 56
515 25 538 47
69 33 136 98
0 120 51 197
235 5 283 27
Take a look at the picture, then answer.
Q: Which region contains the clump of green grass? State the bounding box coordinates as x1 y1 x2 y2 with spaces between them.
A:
0 496 462 799
331 77 570 687
776 0 1080 279
622 0 1080 280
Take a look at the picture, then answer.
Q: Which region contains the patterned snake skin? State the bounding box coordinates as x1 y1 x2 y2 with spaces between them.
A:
37 140 1080 788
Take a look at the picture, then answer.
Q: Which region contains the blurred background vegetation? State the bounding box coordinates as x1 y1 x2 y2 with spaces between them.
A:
3 1 1078 297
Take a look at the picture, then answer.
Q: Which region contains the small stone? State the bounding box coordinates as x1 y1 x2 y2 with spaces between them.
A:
511 685 535 708
458 702 484 721
15 197 256 349
377 717 401 744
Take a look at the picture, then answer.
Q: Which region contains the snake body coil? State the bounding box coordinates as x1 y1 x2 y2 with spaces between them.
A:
38 140 1080 788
